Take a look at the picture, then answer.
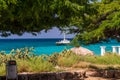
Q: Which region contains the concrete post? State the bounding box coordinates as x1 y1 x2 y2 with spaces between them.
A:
118 46 120 55
112 46 117 53
100 46 106 56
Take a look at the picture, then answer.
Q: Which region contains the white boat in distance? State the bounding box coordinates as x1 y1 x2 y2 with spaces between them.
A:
56 33 70 45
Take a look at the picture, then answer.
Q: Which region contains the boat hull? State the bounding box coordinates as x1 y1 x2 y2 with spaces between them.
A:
56 41 70 45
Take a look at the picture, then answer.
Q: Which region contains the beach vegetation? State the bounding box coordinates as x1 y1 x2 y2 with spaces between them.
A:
0 0 96 36
57 50 81 67
70 37 80 47
0 48 55 76
1 0 120 78
1 0 120 45
1 48 120 75
17 57 54 73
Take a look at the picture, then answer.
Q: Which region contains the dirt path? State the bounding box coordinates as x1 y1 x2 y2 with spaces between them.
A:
85 77 117 80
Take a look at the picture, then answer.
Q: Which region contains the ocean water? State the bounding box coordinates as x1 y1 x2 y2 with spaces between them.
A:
0 39 120 55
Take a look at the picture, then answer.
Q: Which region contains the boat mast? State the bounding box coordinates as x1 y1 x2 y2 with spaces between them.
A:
63 32 66 40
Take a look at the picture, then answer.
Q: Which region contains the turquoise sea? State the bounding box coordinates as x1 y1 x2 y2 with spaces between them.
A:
0 39 120 55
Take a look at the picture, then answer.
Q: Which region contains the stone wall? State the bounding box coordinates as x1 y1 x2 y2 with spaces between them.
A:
1 70 120 80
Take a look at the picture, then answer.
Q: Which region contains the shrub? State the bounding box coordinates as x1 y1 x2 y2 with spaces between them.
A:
57 50 81 67
1 47 120 76
0 63 5 76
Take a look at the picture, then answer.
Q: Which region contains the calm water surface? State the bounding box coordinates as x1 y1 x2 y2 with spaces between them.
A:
0 39 120 55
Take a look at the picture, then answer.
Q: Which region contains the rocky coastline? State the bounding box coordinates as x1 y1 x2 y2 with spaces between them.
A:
1 69 120 80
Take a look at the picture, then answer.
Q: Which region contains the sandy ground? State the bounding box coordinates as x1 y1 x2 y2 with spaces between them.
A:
85 77 118 80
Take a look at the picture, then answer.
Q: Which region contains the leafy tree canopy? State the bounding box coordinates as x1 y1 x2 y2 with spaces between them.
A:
75 0 120 44
0 0 120 45
0 0 95 36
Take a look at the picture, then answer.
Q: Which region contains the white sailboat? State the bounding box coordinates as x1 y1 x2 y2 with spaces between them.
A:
56 32 70 45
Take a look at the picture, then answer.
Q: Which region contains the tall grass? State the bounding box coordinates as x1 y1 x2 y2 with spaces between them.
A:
0 63 6 76
57 50 81 67
0 48 55 75
1 48 120 76
81 53 120 65
17 57 54 73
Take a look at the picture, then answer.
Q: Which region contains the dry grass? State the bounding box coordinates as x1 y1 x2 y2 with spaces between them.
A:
0 64 6 76
1 48 120 76
72 62 91 69
72 62 120 70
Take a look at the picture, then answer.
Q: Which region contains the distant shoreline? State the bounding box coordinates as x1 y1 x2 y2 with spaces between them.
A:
0 38 73 40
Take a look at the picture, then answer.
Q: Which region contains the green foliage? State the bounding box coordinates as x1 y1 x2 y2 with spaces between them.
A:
1 48 120 75
0 0 17 10
0 47 55 75
0 0 98 37
0 63 5 76
17 57 54 73
77 0 120 44
81 53 120 65
1 0 120 45
70 37 80 47
51 51 120 68
57 50 81 67
47 53 60 66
